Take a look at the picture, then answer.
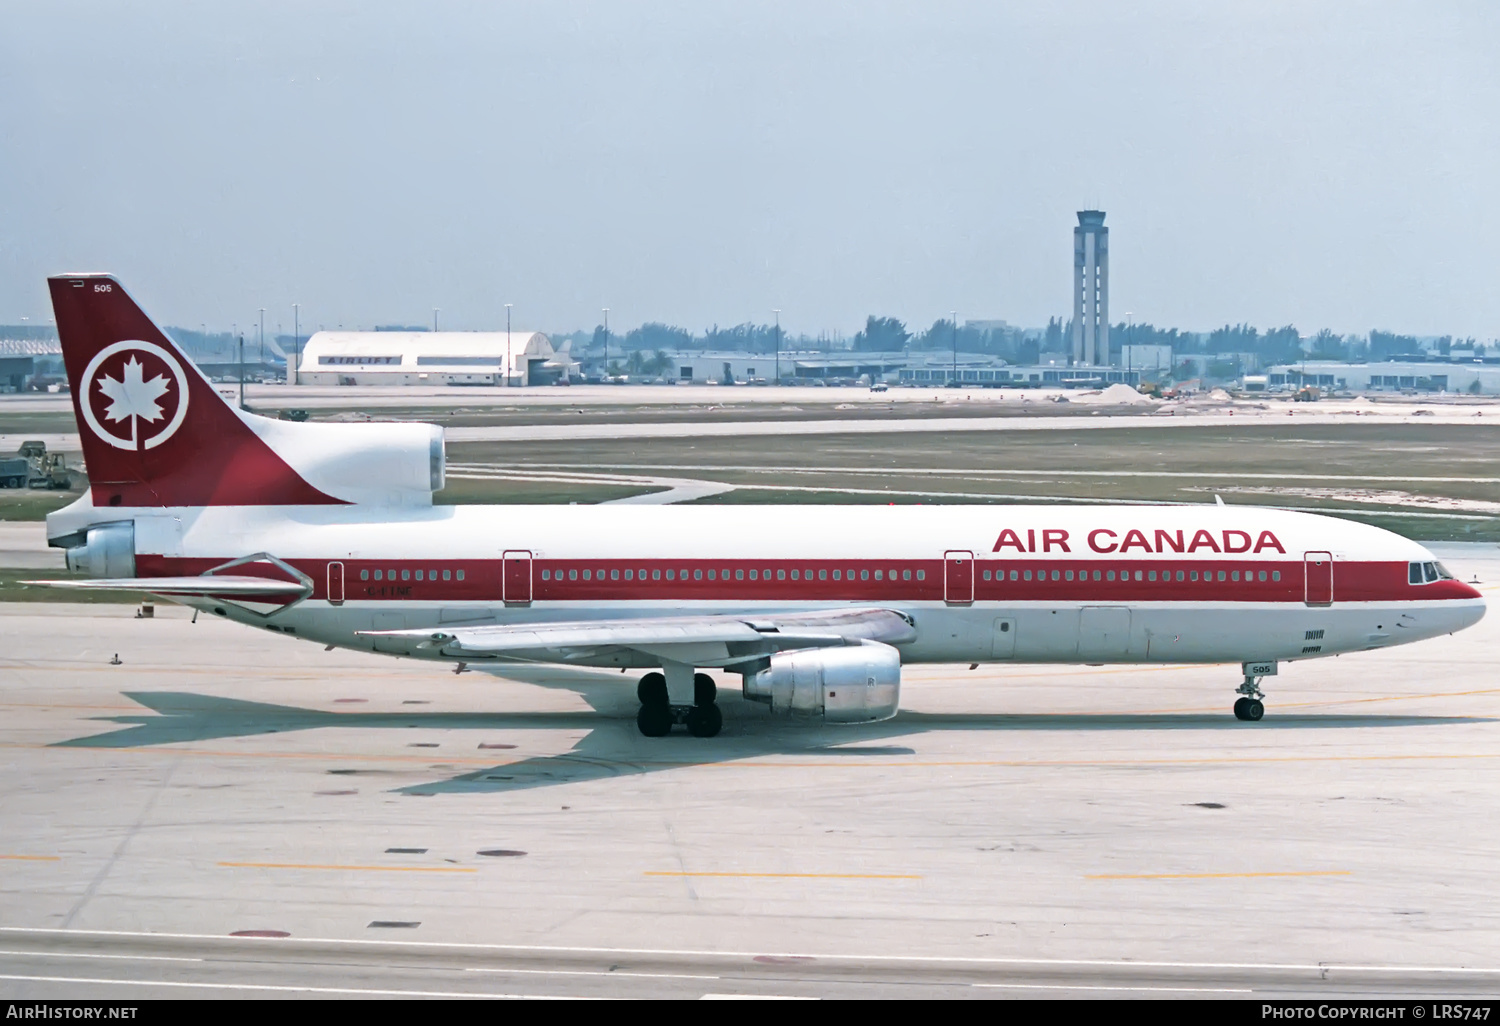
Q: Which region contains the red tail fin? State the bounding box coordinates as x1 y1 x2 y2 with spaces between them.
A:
49 274 342 508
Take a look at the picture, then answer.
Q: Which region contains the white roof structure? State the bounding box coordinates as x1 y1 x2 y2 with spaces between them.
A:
296 331 569 385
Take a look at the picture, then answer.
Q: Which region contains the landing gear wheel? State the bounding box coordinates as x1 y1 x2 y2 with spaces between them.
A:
637 672 668 707
1234 697 1265 721
686 703 723 738
637 702 673 737
1233 697 1250 720
693 672 717 707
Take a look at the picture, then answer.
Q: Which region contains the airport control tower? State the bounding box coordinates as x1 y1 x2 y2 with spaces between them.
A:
1072 210 1109 366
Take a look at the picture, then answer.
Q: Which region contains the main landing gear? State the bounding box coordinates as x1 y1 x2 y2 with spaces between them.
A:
636 671 722 738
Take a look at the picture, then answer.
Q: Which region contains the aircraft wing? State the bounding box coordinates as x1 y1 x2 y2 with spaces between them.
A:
359 606 915 668
23 576 310 598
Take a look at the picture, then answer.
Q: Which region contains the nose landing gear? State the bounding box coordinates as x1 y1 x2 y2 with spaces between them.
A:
635 671 722 737
1234 673 1266 721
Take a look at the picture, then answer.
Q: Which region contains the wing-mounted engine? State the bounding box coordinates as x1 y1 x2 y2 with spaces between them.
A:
743 641 901 723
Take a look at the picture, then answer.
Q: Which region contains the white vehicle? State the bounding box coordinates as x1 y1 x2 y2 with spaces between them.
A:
37 275 1486 737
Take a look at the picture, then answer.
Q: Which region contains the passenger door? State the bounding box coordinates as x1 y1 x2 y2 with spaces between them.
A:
944 550 974 606
326 561 345 606
1304 551 1333 606
503 550 533 607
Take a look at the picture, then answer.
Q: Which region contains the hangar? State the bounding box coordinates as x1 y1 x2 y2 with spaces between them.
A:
294 330 573 386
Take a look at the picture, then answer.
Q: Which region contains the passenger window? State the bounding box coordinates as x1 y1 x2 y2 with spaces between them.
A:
1093 570 1102 581
1217 571 1226 582
1231 571 1239 582
1258 570 1267 582
652 569 661 580
611 569 620 581
874 570 883 581
695 569 703 581
1106 570 1115 582
778 569 787 581
819 570 828 581
1024 570 1033 581
361 569 370 581
665 570 674 581
568 569 577 581
1272 571 1280 582
541 570 550 581
903 569 911 581
1065 570 1074 581
916 570 925 580
1009 570 1018 581
583 570 591 581
860 570 869 581
736 569 745 581
749 569 758 581
457 570 465 581
401 569 410 581
1134 570 1143 582
832 570 841 580
982 570 991 581
1148 571 1157 582
626 569 635 581
1189 571 1198 581
790 570 798 580
1051 570 1060 582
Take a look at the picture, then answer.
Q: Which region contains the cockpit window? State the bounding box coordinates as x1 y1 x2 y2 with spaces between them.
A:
1411 561 1455 584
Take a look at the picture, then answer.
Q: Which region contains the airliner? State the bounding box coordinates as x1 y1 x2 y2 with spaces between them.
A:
34 275 1485 737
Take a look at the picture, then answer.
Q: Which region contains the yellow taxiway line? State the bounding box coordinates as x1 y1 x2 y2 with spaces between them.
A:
218 861 476 874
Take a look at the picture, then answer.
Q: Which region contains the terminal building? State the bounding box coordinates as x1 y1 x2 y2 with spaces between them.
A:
1265 360 1500 394
294 331 572 386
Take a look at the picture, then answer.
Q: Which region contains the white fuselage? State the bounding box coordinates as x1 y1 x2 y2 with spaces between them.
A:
58 500 1484 671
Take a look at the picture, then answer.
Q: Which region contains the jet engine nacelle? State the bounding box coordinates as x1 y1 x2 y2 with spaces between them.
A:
742 642 901 723
64 521 134 578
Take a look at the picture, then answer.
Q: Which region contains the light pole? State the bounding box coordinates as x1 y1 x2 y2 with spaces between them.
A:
258 308 265 371
773 310 780 385
433 308 440 333
602 308 609 383
951 311 958 385
292 304 300 386
237 334 246 409
505 303 512 387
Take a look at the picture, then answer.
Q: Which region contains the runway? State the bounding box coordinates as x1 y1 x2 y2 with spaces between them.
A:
1 545 1498 998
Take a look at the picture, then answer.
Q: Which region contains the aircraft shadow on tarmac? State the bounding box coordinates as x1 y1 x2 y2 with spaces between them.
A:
53 677 1492 796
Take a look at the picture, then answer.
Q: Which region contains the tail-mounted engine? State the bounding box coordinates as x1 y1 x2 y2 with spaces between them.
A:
742 642 901 723
64 521 135 578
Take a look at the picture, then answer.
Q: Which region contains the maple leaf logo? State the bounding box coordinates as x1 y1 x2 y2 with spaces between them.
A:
96 356 172 445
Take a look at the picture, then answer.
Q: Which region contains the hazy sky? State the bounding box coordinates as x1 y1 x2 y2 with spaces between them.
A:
2 1 1496 338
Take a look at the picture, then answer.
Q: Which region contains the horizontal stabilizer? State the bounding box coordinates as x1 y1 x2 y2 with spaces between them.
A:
23 576 311 597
